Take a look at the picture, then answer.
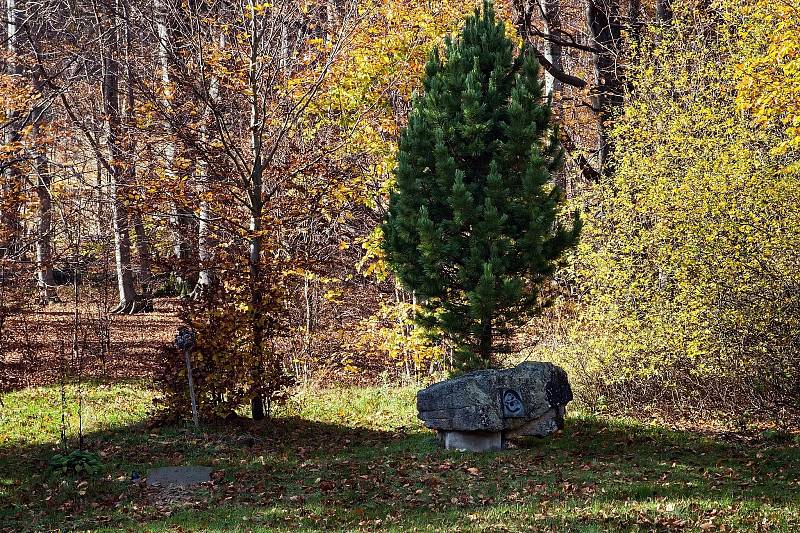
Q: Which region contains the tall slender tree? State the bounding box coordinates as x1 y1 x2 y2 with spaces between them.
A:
1 0 23 258
103 0 139 313
32 69 57 303
156 0 194 292
586 0 623 172
122 0 152 294
382 1 580 370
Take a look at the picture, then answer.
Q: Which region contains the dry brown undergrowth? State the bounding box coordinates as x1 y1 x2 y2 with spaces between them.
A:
0 298 180 392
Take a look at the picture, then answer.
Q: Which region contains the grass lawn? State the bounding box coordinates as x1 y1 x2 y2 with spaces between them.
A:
1 382 799 532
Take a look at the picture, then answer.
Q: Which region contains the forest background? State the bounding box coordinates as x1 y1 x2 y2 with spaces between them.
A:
1 0 798 427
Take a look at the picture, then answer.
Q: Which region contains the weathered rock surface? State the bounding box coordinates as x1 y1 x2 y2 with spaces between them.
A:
417 362 572 448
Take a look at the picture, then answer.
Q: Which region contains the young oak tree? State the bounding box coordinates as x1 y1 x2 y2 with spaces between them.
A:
382 1 580 371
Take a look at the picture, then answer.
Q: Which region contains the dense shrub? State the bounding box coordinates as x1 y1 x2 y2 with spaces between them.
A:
535 4 800 425
155 281 294 421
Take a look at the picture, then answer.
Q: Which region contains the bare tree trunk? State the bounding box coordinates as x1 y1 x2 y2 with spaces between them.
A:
95 164 105 237
131 211 151 292
32 73 57 304
122 0 151 293
156 0 192 291
539 0 563 98
303 219 315 370
248 0 265 421
656 0 672 23
303 273 313 353
193 31 224 298
586 0 624 174
248 156 265 419
194 183 213 292
2 0 22 257
538 0 572 193
510 0 598 184
325 0 340 35
249 190 265 420
104 1 138 313
628 0 642 45
34 166 56 303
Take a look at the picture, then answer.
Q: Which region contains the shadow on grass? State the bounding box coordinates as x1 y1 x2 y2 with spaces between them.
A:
1 413 799 532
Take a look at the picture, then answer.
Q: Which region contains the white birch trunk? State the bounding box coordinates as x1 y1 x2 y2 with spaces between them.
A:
539 0 563 98
194 32 225 296
156 0 191 289
1 0 22 256
105 0 138 312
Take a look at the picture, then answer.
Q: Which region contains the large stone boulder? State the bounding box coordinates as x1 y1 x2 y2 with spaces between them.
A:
417 362 572 451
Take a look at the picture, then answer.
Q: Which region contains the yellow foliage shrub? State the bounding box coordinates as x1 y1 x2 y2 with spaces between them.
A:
538 3 800 424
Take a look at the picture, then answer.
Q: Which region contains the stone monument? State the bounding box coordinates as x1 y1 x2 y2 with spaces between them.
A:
417 361 573 452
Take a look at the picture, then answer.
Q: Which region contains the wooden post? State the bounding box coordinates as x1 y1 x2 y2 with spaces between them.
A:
176 328 199 429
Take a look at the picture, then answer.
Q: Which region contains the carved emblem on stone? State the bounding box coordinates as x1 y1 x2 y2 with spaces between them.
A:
502 389 525 417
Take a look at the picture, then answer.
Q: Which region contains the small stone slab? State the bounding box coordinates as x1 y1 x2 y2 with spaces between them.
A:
146 466 213 488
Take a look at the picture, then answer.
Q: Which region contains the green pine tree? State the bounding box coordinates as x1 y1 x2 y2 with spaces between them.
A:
382 1 580 371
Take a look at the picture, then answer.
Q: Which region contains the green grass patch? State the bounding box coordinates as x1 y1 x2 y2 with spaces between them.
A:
0 381 154 448
1 383 799 531
286 383 420 430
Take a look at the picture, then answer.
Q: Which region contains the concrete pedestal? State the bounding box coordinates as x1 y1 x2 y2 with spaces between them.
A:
439 430 504 452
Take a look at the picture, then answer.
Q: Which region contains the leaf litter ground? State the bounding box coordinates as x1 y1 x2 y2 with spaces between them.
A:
1 304 799 531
